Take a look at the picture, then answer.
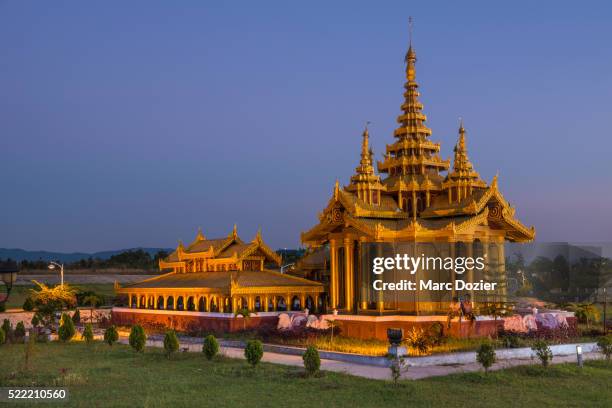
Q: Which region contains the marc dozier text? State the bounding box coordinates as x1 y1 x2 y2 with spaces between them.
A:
371 254 497 291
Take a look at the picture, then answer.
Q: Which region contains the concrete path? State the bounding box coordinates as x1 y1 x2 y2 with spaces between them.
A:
118 336 603 381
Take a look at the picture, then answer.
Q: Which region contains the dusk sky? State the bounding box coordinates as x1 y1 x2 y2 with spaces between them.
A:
1 1 611 252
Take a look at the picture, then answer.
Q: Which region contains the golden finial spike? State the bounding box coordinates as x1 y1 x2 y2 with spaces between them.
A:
196 226 205 241
408 16 414 47
232 223 238 238
334 179 340 200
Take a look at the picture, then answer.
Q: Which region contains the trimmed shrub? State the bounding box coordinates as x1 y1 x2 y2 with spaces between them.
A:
164 330 179 358
58 313 76 342
22 297 35 312
1 319 12 342
104 325 119 346
476 341 496 373
31 314 40 327
0 327 5 345
202 335 219 360
532 339 553 367
244 339 263 367
597 335 612 361
82 323 94 344
129 325 146 352
14 321 26 342
72 309 81 324
302 346 320 376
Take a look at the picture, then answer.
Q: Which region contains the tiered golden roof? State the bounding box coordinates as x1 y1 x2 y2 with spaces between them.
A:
302 36 535 245
377 44 450 198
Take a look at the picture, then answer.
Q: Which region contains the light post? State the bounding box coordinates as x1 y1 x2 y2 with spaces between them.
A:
48 261 64 286
576 345 583 368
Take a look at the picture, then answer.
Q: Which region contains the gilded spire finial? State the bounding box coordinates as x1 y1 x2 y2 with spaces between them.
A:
196 226 205 241
360 121 371 167
254 227 262 243
178 239 184 251
231 223 238 239
334 179 340 200
408 16 413 47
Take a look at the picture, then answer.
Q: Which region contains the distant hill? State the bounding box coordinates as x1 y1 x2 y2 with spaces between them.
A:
0 248 174 263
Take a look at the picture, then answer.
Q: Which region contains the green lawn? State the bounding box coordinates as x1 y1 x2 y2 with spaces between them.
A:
0 342 610 407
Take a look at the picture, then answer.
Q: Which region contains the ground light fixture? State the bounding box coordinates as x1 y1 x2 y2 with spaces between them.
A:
576 345 583 368
48 261 64 286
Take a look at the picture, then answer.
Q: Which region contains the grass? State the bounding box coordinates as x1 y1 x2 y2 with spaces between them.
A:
0 342 610 407
5 283 116 309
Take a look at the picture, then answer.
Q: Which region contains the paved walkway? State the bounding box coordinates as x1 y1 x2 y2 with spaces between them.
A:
118 336 603 381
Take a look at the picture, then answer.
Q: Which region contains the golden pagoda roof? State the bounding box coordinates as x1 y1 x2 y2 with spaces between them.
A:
162 226 282 266
301 26 536 245
117 270 323 292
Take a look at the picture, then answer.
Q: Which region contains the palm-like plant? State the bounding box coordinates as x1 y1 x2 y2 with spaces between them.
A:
83 295 103 324
569 303 601 329
234 307 251 331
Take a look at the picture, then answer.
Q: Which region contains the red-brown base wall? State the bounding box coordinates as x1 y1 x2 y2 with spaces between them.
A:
112 310 576 341
334 319 502 341
111 310 278 334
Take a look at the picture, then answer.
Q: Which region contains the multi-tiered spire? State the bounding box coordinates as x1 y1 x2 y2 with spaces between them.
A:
377 19 449 218
443 120 487 203
346 124 384 205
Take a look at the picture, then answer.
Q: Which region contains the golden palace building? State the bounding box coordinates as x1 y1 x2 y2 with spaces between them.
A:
300 41 535 316
113 227 323 332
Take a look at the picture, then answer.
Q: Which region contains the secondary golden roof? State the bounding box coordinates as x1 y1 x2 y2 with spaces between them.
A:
117 270 323 294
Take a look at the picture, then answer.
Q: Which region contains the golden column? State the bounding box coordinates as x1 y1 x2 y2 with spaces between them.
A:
329 239 338 309
344 237 354 312
467 240 474 301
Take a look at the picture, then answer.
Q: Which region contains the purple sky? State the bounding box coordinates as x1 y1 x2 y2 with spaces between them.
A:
1 1 611 252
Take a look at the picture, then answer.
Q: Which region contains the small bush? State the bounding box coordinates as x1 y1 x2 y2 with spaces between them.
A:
58 313 76 342
104 325 119 346
597 335 612 361
476 341 496 373
0 328 5 345
129 325 146 352
532 339 553 367
302 346 320 376
31 314 40 327
0 302 5 312
14 321 26 341
164 330 179 358
202 335 219 360
22 297 35 311
82 323 94 344
1 319 12 342
499 331 525 348
244 339 263 367
404 327 430 355
72 309 81 324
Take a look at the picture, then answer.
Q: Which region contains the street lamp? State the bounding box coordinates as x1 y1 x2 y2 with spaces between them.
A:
48 261 64 286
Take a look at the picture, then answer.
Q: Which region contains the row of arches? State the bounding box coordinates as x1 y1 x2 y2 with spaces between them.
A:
128 293 322 313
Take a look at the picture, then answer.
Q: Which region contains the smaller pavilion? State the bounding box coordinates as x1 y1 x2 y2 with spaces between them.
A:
115 226 324 313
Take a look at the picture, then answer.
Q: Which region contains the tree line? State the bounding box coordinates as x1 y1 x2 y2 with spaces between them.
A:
1 249 169 271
